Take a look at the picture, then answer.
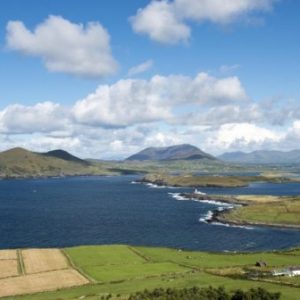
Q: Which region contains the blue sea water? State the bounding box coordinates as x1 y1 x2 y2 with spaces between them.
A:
0 175 300 251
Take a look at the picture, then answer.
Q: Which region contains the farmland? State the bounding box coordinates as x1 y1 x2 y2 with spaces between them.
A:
0 249 89 298
2 245 300 299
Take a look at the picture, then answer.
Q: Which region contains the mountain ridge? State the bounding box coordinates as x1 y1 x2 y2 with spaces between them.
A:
42 149 89 165
219 149 300 164
126 144 216 161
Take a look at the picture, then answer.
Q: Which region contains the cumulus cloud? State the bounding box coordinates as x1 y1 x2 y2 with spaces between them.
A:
6 15 118 78
179 103 261 127
128 59 154 76
205 122 283 151
0 102 68 134
130 0 277 44
130 1 190 44
72 73 246 128
2 71 300 158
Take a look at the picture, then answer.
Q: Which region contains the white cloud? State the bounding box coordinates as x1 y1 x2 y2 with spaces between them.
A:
205 122 282 151
72 73 246 128
174 0 275 23
181 103 261 127
2 71 300 158
0 102 68 134
130 0 277 44
72 78 172 128
130 1 190 44
128 59 153 76
6 15 118 78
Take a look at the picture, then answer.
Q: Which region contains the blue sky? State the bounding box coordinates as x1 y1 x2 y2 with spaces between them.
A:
0 0 299 158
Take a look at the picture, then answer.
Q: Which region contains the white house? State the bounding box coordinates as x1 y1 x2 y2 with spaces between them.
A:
273 266 300 277
291 267 300 276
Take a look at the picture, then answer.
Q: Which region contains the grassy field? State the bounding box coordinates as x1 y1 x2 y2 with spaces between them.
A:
220 195 300 227
3 245 300 300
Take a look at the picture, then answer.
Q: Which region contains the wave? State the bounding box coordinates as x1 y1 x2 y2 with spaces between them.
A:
144 183 178 189
195 199 235 207
169 191 254 230
209 221 254 230
168 192 189 201
198 212 254 230
131 181 168 188
199 210 214 223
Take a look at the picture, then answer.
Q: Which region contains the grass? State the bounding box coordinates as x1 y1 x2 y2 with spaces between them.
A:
65 245 146 267
3 245 300 300
141 173 296 188
222 196 300 227
84 262 189 282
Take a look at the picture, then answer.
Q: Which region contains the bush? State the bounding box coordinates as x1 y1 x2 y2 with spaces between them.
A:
128 286 280 300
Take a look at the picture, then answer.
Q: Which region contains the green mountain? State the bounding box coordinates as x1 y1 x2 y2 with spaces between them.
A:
126 144 216 161
0 147 98 178
219 150 300 164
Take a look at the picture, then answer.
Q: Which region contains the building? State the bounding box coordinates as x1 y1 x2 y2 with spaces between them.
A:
273 266 300 277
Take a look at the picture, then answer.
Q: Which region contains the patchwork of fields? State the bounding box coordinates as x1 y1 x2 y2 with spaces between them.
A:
0 249 89 298
1 245 299 300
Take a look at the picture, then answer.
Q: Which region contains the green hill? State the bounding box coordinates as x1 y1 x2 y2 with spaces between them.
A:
0 147 104 178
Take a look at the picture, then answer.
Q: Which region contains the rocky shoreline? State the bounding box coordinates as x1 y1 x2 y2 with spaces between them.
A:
180 192 300 230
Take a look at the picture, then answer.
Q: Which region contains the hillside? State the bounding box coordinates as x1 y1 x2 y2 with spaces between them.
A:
0 147 104 178
42 149 89 165
126 144 216 161
219 150 300 164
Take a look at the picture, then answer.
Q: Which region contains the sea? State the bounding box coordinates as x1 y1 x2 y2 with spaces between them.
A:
0 175 300 251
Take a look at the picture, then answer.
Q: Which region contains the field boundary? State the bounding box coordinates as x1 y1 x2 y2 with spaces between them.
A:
17 249 25 275
128 246 151 262
61 249 96 284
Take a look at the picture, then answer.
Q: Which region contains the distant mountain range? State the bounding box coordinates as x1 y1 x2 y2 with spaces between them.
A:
126 144 216 161
1 145 300 179
218 150 300 164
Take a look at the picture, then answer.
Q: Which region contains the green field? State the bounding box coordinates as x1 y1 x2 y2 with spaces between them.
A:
221 196 300 227
4 245 300 300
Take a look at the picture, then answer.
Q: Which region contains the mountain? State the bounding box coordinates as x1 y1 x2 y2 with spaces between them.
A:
0 147 95 178
42 149 89 165
219 150 300 164
126 144 216 161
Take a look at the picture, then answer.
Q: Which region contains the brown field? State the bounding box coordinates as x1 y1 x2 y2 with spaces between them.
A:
235 195 284 203
0 248 89 298
0 269 89 298
0 249 17 260
22 249 69 274
0 260 18 279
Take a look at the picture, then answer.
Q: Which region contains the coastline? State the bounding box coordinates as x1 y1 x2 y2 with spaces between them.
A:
181 192 300 230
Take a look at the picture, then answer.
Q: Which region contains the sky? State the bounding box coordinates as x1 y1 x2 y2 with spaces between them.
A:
0 0 300 159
